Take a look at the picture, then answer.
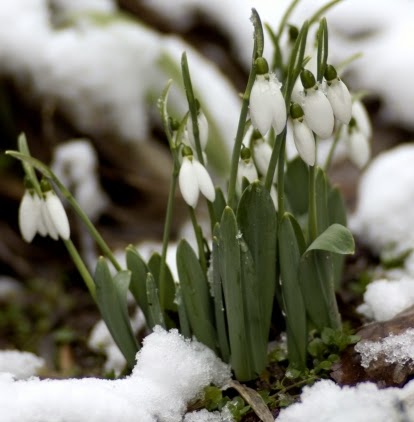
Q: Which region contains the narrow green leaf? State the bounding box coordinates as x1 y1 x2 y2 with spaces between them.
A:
212 187 227 226
218 207 253 381
328 187 347 289
126 246 149 321
94 258 139 369
146 272 166 329
278 213 307 369
315 167 329 234
237 181 278 373
251 8 264 58
148 252 177 313
212 225 230 362
176 239 217 352
175 284 191 338
306 224 355 255
284 157 309 216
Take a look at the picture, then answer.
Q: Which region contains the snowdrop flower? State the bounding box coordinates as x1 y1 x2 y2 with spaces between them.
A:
236 146 258 196
299 69 334 140
18 186 70 242
324 65 352 125
18 190 42 243
290 103 316 166
179 148 215 208
253 138 273 177
249 58 286 136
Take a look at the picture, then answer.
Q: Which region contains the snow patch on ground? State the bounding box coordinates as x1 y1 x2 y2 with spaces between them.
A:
0 327 231 422
277 378 414 422
0 350 45 380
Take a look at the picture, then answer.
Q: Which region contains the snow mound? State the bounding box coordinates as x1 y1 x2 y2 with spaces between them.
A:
0 350 45 380
277 379 414 422
0 327 231 422
350 144 414 255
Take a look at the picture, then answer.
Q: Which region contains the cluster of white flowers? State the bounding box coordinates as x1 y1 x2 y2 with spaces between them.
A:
249 58 354 168
18 187 70 243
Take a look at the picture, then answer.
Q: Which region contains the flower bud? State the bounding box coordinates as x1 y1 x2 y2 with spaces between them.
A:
18 190 41 243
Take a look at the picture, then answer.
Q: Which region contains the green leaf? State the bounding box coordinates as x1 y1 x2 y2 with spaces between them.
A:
284 157 309 216
305 224 355 255
148 252 177 313
212 224 230 362
146 272 166 329
175 284 191 338
251 8 264 58
315 167 329 235
218 207 253 381
237 181 278 373
94 258 139 369
278 213 307 369
176 239 217 352
126 246 149 322
212 187 227 226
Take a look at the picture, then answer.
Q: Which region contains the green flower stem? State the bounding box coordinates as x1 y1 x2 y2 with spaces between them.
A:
308 164 318 243
227 8 263 210
324 125 342 171
64 239 96 301
158 157 179 309
227 68 257 209
6 151 122 272
189 206 207 273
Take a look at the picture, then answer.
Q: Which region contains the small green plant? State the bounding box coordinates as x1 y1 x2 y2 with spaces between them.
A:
7 1 369 382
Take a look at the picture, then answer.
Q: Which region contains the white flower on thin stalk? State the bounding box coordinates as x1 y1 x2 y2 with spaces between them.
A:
253 138 273 177
290 103 316 166
341 100 372 169
249 57 286 136
324 65 352 125
297 69 334 140
18 190 42 243
179 148 215 208
18 185 70 243
236 146 258 196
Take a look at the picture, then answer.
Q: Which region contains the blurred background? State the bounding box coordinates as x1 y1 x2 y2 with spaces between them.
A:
0 0 413 371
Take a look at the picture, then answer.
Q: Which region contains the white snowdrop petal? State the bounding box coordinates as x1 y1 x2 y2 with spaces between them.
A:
326 80 352 124
292 119 316 166
236 160 258 195
179 158 199 208
192 160 216 203
353 100 372 138
347 131 371 169
41 200 59 240
253 141 272 176
303 89 334 139
250 76 274 136
45 192 70 240
271 89 287 135
18 191 41 243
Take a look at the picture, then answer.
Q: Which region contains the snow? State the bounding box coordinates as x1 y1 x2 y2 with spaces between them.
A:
0 350 45 380
350 144 414 256
355 328 414 370
0 327 231 422
276 378 414 422
184 408 233 422
358 278 414 322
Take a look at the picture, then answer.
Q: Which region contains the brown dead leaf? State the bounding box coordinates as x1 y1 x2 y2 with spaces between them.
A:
331 305 414 387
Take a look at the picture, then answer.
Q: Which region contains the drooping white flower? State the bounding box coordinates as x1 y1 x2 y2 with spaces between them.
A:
250 59 286 136
236 148 258 196
324 65 352 125
186 112 209 152
43 191 71 240
340 100 372 169
253 139 272 177
179 156 215 208
297 69 334 140
18 190 42 243
292 119 316 166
